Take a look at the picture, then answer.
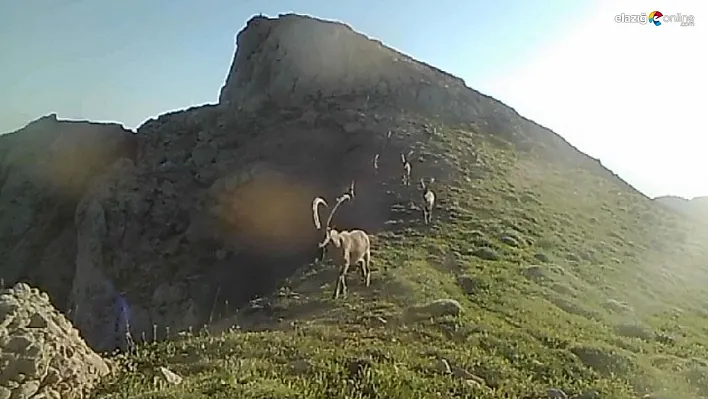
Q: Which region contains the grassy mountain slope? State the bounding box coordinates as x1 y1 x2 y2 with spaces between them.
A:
92 109 708 398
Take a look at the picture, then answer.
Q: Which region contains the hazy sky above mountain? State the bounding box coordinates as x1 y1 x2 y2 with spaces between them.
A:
0 0 705 199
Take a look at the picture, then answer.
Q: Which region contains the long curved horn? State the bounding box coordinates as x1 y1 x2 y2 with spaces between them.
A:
324 193 352 230
312 197 328 229
318 231 332 248
349 180 356 198
420 178 426 190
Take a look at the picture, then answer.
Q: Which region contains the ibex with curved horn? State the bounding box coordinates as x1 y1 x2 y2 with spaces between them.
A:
313 180 356 262
312 189 371 299
373 131 392 176
420 177 436 225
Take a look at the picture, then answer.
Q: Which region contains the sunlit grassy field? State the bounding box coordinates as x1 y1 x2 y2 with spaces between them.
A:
92 118 708 399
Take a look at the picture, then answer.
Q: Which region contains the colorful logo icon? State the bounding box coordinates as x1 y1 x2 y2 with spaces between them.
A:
649 11 664 26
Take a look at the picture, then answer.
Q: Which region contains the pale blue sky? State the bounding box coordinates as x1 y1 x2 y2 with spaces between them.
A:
1 0 705 198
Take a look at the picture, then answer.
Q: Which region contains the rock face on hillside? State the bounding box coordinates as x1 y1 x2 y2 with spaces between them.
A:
0 283 109 399
1 13 638 352
0 115 136 314
654 195 708 218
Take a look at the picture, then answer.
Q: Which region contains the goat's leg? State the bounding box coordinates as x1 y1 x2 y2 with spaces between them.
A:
358 254 371 287
334 260 350 299
364 249 371 287
358 259 367 285
316 245 326 262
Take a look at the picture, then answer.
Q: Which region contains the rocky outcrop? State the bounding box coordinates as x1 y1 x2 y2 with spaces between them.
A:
0 115 137 313
0 283 110 399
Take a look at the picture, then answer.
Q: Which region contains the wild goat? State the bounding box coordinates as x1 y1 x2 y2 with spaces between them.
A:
420 177 436 225
373 131 392 175
312 193 371 299
383 130 392 151
312 181 356 262
401 152 412 186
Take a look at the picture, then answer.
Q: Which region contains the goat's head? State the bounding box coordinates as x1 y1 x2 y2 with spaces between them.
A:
321 228 344 248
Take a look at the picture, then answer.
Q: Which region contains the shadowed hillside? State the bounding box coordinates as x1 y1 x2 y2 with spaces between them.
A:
2 13 708 399
0 114 137 312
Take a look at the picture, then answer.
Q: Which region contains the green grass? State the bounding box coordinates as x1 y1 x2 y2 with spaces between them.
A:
92 119 708 398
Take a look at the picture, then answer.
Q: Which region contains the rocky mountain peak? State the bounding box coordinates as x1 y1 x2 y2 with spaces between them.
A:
218 14 622 177
220 14 490 123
